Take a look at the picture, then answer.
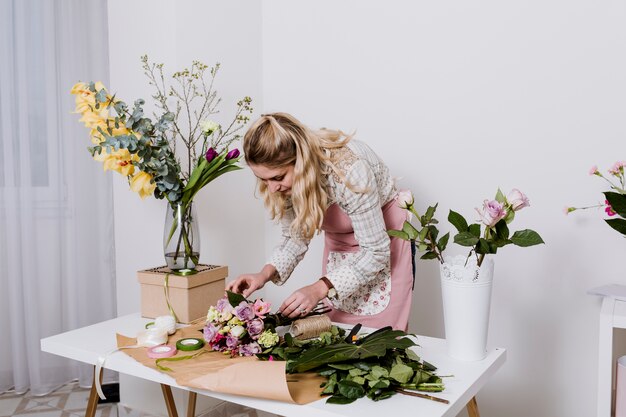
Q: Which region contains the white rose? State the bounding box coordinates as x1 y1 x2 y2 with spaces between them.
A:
397 190 414 210
230 325 246 338
206 307 219 323
506 189 530 212
200 120 220 135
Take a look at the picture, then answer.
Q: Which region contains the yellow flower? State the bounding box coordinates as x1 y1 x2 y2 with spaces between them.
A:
71 81 108 115
78 108 109 129
93 148 138 177
129 171 156 199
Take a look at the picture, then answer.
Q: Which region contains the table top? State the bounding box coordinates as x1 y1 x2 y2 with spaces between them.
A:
41 313 505 417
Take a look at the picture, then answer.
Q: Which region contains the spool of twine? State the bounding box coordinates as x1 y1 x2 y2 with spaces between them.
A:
290 314 332 339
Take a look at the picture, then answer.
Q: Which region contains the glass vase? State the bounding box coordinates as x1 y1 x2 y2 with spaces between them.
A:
163 201 200 271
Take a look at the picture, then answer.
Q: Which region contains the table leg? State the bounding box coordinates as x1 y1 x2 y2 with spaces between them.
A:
161 384 179 417
466 396 480 417
187 392 197 417
85 365 102 417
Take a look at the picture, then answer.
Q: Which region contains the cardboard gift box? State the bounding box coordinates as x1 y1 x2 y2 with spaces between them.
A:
137 264 228 323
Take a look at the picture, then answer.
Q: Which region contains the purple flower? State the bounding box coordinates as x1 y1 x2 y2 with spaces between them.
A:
216 298 230 313
226 148 240 160
226 334 239 349
205 147 218 162
476 200 507 227
238 342 261 356
203 323 218 343
248 318 264 339
235 301 255 321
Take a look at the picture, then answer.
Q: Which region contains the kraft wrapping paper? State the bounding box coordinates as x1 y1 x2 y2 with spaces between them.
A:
117 323 326 404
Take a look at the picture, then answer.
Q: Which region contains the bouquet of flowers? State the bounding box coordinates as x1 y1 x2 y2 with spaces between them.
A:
389 188 544 267
71 56 253 269
203 293 446 404
204 292 294 357
566 162 626 236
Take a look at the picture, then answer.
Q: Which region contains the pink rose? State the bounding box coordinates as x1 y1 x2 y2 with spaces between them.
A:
476 200 507 227
507 189 530 211
589 165 599 175
253 299 271 318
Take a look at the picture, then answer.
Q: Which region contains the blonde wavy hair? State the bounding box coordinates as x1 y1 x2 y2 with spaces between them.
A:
243 112 352 239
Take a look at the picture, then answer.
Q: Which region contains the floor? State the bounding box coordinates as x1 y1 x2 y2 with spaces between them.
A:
0 382 275 417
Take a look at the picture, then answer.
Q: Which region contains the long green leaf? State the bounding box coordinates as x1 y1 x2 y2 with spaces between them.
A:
287 329 416 373
605 218 626 236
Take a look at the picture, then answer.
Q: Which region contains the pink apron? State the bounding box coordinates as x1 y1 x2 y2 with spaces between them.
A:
321 196 414 331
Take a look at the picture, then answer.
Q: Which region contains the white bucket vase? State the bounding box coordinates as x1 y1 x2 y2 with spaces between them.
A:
439 255 494 361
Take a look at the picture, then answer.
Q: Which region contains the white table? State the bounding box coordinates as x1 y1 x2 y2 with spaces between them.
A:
41 313 505 417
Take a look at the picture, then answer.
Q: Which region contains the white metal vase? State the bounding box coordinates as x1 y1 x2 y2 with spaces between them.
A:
439 255 494 361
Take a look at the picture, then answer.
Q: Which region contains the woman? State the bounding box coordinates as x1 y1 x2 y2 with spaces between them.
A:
226 113 414 330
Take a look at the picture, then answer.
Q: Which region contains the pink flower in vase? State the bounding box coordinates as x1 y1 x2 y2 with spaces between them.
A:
476 200 507 227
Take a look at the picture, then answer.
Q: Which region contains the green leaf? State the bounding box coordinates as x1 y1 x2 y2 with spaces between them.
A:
326 395 356 404
604 192 626 218
454 232 479 247
226 290 246 307
468 223 481 237
369 379 391 389
605 218 626 236
424 204 438 222
510 229 545 247
495 219 509 240
427 225 439 241
448 210 468 233
418 227 429 241
338 380 366 399
476 238 490 255
437 232 449 252
389 364 414 384
402 221 419 240
495 188 506 203
387 229 410 240
370 366 389 379
420 251 439 260
349 368 367 377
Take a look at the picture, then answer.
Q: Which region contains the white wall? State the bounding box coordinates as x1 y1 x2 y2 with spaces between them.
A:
261 1 626 417
106 1 626 416
107 0 264 414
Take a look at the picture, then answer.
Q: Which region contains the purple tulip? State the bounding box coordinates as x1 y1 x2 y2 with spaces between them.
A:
205 147 218 162
247 318 264 339
226 148 240 160
235 302 255 321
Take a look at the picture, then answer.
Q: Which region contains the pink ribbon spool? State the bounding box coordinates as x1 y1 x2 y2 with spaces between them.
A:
147 344 178 359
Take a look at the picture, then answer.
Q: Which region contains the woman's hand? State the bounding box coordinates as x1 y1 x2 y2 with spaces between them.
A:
226 264 277 298
278 280 328 319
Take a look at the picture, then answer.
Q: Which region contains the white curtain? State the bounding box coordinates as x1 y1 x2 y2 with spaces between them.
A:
0 0 116 395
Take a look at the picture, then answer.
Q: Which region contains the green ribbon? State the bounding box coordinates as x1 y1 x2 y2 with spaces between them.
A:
163 273 179 323
156 350 206 372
